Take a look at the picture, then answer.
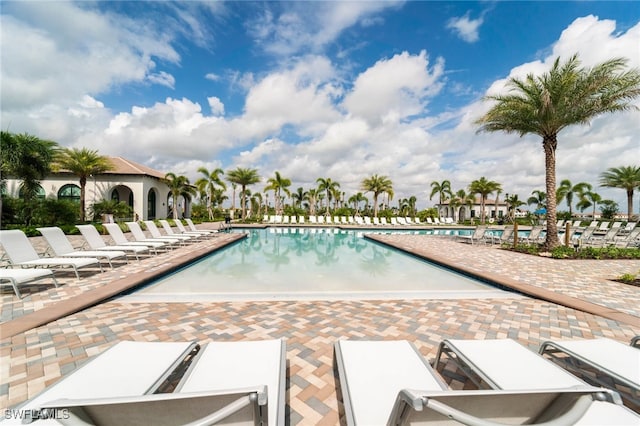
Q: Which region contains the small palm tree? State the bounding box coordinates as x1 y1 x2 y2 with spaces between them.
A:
361 174 393 218
556 179 592 218
468 177 501 224
265 171 292 215
527 190 547 210
316 177 340 216
226 167 261 220
429 180 452 218
577 191 602 219
348 192 367 214
600 166 640 219
55 147 113 222
164 172 196 220
476 54 640 248
291 187 309 209
505 193 526 222
195 167 226 220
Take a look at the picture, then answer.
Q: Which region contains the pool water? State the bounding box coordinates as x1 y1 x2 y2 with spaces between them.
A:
122 228 517 302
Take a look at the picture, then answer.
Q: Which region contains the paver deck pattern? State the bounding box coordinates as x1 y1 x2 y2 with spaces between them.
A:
1 224 639 425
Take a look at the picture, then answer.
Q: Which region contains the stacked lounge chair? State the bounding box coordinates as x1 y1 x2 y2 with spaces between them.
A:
103 223 169 254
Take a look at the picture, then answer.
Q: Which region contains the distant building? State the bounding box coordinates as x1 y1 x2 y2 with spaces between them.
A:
435 196 508 222
2 156 188 221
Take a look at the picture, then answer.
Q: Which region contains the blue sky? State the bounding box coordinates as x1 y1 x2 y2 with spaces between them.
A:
2 1 639 211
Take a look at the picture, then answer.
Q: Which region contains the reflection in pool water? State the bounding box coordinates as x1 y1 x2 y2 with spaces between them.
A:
123 228 517 302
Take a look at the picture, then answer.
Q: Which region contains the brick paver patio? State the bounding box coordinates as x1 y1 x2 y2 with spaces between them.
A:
1 224 639 424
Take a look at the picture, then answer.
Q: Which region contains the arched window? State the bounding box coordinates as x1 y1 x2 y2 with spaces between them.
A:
18 185 46 199
147 189 156 220
111 191 120 202
58 184 81 203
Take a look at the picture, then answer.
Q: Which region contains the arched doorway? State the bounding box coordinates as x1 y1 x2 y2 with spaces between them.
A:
147 189 157 220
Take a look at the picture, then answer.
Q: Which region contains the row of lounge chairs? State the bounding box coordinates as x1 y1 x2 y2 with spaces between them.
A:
7 336 637 425
263 215 426 226
0 219 216 298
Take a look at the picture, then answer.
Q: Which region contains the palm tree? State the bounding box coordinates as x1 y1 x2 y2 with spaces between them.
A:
600 165 640 219
361 174 393 218
164 172 196 220
55 147 113 222
556 179 592 218
348 192 367 214
265 171 291 215
316 177 340 215
291 187 308 209
226 167 260 220
429 180 452 218
577 190 602 219
505 193 526 222
1 132 59 225
476 54 640 248
493 188 502 221
307 188 319 216
195 167 226 220
468 177 501 224
527 190 547 210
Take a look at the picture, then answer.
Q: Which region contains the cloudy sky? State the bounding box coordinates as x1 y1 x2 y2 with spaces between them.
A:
2 1 639 211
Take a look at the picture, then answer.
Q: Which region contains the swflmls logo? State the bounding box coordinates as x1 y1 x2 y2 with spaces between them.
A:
4 408 70 422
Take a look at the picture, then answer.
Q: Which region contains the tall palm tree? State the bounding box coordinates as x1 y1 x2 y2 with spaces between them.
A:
468 177 501 224
164 172 196 220
577 190 602 219
195 167 226 220
361 174 393 218
316 177 340 215
600 165 640 219
493 188 502 221
476 54 640 248
307 188 319 216
226 167 260 220
556 179 592 218
265 171 291 215
55 147 113 222
429 180 452 218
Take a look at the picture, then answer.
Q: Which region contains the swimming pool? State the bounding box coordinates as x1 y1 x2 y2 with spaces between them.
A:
122 228 517 302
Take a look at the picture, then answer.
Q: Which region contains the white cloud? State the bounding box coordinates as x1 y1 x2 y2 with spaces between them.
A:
447 12 484 43
247 2 402 56
205 73 221 81
342 51 445 125
208 97 225 116
147 71 176 89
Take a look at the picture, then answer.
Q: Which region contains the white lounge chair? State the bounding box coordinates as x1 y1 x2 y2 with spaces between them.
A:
125 221 182 248
175 220 213 237
76 224 150 260
0 230 102 279
103 223 168 254
32 339 286 426
298 215 305 224
185 219 217 234
457 226 488 245
156 220 196 243
433 338 640 423
176 339 286 425
37 227 127 269
0 267 59 298
160 219 205 240
539 338 640 411
335 339 637 426
4 341 199 424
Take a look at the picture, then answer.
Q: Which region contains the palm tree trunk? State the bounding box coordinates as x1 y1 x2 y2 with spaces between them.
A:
627 189 634 220
543 135 559 249
79 178 87 222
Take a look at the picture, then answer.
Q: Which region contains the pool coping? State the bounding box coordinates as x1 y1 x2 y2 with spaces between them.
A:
365 234 640 327
0 233 246 339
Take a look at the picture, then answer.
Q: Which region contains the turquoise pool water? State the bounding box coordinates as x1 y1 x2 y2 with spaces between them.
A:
122 228 516 302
